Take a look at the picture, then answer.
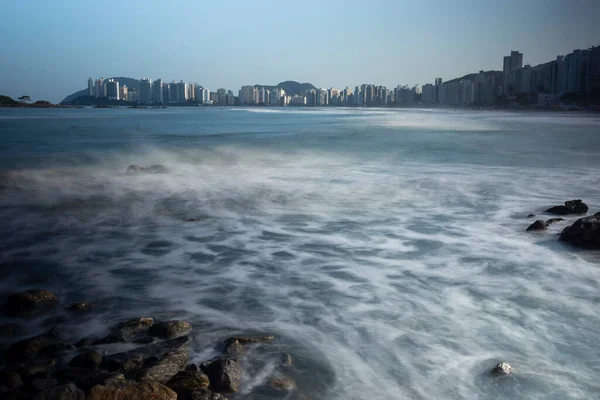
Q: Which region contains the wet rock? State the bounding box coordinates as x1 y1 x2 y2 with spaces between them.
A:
547 199 588 215
69 351 102 369
491 361 514 376
126 164 169 175
224 335 275 345
119 317 154 331
546 217 565 225
101 372 129 387
191 389 229 400
56 367 113 392
185 363 199 372
1 290 58 317
0 371 23 390
221 340 244 359
281 353 293 367
139 348 189 384
34 383 84 400
96 317 154 344
67 302 95 312
28 377 58 391
94 330 135 345
201 358 242 393
527 213 535 218
167 371 210 400
268 376 297 390
133 336 159 345
87 381 177 400
5 327 65 361
38 342 76 357
19 359 58 377
526 220 546 231
559 213 600 249
148 320 192 339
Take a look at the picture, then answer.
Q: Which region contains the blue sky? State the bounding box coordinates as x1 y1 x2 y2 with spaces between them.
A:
1 0 599 102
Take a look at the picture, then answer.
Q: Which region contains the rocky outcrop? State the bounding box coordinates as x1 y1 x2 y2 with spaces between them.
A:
167 371 210 400
526 220 546 231
491 362 514 376
200 358 242 393
2 290 58 317
87 381 177 400
559 213 600 249
126 165 169 175
546 199 588 215
148 320 192 339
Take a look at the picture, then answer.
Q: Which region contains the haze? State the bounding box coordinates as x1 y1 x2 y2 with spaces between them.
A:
0 0 599 103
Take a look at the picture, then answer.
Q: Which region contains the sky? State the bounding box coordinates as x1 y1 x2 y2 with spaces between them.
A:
1 0 599 103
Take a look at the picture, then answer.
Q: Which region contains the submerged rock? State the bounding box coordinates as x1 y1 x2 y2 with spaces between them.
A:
126 164 169 175
224 335 275 345
87 381 176 400
67 302 95 312
268 375 297 390
491 362 514 376
148 320 192 339
34 383 84 400
221 340 244 359
5 327 65 362
1 290 58 317
559 213 600 249
95 317 153 344
526 220 546 231
167 371 210 400
201 358 242 393
546 217 565 226
546 199 588 215
191 389 229 400
527 213 535 218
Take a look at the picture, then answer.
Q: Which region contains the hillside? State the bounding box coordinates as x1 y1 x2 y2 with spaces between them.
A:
443 71 500 85
61 77 141 104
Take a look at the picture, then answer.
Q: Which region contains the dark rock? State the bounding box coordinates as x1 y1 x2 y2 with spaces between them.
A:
559 213 600 249
281 353 293 367
38 342 76 357
221 340 244 359
87 381 177 400
185 363 198 372
0 324 15 338
34 383 84 400
118 317 154 331
69 351 102 369
201 358 242 393
167 371 210 400
133 336 159 345
56 367 113 393
103 351 147 375
67 302 95 312
547 199 588 215
191 389 229 400
491 361 514 376
28 377 58 391
148 321 192 339
526 220 546 231
0 371 23 389
1 290 58 317
268 376 296 390
100 372 129 387
546 217 565 225
5 327 65 362
527 214 535 218
95 317 154 345
19 359 58 377
139 348 189 384
94 330 135 345
126 165 169 175
224 335 274 345
74 338 95 348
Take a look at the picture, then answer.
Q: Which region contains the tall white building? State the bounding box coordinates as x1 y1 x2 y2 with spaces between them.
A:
176 81 188 102
105 79 119 100
88 78 94 96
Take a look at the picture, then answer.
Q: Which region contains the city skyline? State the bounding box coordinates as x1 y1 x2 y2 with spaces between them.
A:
1 0 600 102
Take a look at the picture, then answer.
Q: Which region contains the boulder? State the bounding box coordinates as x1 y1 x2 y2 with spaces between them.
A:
200 358 242 393
268 376 297 390
28 377 58 391
126 165 169 175
19 359 58 377
527 214 535 218
139 348 189 384
526 220 546 231
95 317 154 345
547 199 588 215
34 383 84 400
5 327 65 361
559 213 600 249
69 351 102 369
103 350 147 375
546 218 565 226
119 317 154 332
0 371 23 390
167 371 210 400
221 340 244 359
74 338 95 348
56 367 114 392
67 302 95 312
94 330 135 345
87 381 176 400
2 290 58 317
491 362 514 376
191 389 229 400
148 321 192 339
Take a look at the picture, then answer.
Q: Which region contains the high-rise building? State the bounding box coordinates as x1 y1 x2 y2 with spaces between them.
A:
226 90 235 106
176 81 188 102
503 51 523 95
88 78 94 96
422 84 435 104
239 86 258 105
126 89 139 103
163 83 171 103
95 78 105 98
217 88 227 105
119 85 128 101
152 79 163 104
105 79 119 100
188 83 196 101
202 88 210 104
139 78 152 103
169 83 178 103
434 78 443 103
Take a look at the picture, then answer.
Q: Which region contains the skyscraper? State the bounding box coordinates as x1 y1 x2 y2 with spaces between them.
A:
88 78 94 96
503 51 523 95
152 79 163 104
139 78 152 103
105 79 119 100
176 81 188 102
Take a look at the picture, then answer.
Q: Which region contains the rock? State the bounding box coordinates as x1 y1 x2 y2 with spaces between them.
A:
101 372 129 387
167 371 210 400
69 351 102 369
281 353 293 367
268 376 297 390
133 336 159 345
0 324 15 337
547 199 588 215
527 213 535 218
185 364 198 372
94 330 135 345
103 350 147 375
56 367 113 392
126 165 169 175
95 317 154 344
0 371 23 390
546 217 565 225
74 338 95 348
19 359 58 377
224 335 275 346
139 348 189 384
34 383 84 400
119 317 154 331
38 342 76 357
87 381 177 400
526 220 546 231
221 340 244 359
191 389 229 400
5 327 65 361
559 213 600 249
67 302 95 312
1 290 58 317
28 377 58 391
148 321 192 339
200 358 242 393
491 361 514 376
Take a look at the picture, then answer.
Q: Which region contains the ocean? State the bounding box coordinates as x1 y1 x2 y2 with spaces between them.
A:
1 107 600 399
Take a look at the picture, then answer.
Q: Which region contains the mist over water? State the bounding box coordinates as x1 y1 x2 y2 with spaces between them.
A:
1 107 600 399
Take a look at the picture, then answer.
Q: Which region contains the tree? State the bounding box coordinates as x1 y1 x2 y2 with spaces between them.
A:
18 95 31 103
